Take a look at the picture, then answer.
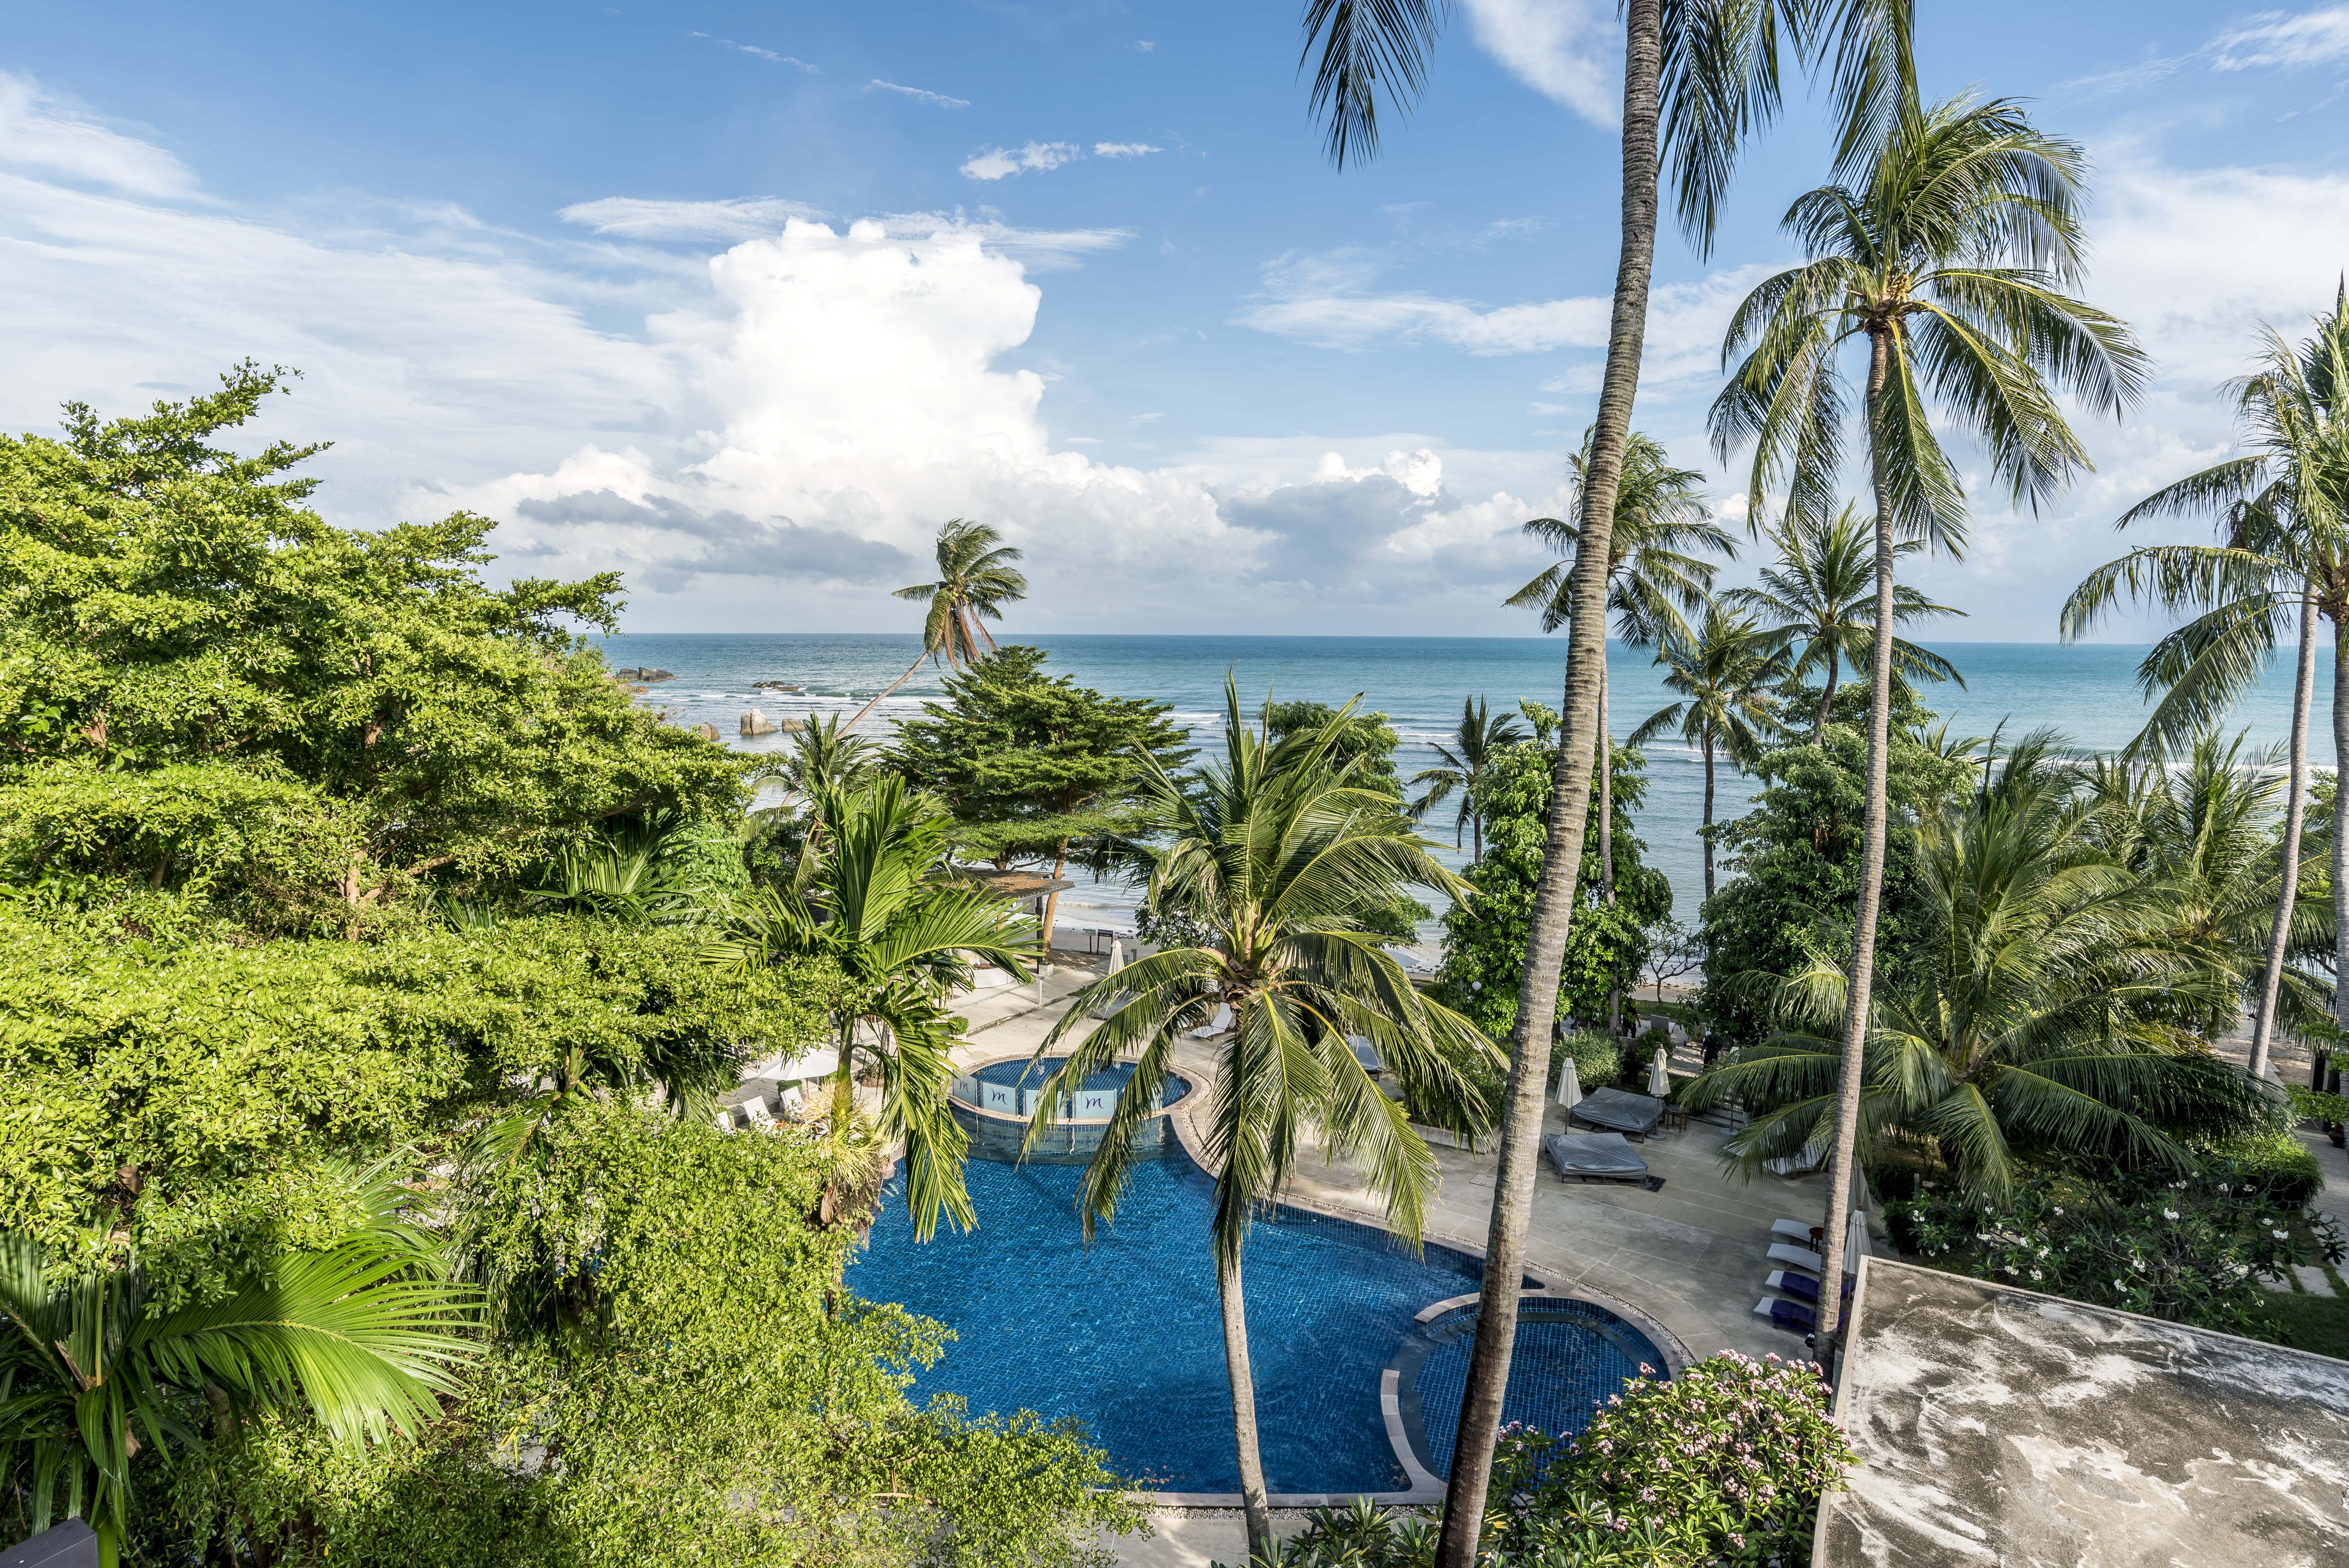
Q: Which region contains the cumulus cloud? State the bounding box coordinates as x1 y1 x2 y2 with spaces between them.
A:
960 141 1080 180
2211 6 2349 70
1093 141 1161 158
1460 0 1620 127
867 79 969 108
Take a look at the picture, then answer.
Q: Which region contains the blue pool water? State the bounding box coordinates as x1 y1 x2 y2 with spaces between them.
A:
971 1056 1186 1103
851 1152 1664 1495
1413 1301 1663 1478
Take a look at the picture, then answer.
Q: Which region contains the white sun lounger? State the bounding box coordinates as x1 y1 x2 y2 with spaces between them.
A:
739 1096 776 1130
1773 1217 1823 1244
713 1107 736 1133
1767 1242 1823 1274
1183 1003 1233 1039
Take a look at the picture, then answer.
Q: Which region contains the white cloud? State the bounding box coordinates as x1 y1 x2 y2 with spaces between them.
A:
688 32 821 73
0 72 201 199
2211 7 2349 70
1460 0 1620 128
1133 41 1156 53
867 79 970 109
1093 141 1161 158
960 142 1081 180
557 196 829 241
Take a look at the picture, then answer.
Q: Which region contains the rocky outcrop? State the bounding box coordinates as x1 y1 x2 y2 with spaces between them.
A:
612 666 674 682
750 679 804 692
693 722 722 742
741 711 780 736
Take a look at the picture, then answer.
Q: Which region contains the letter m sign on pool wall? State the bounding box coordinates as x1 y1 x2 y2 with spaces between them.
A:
982 1082 1018 1114
1075 1089 1114 1118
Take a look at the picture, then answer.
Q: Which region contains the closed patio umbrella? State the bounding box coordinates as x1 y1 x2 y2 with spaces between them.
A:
1647 1045 1670 1098
1556 1054 1583 1112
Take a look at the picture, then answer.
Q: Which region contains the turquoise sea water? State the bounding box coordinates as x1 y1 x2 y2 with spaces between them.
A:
601 632 2336 946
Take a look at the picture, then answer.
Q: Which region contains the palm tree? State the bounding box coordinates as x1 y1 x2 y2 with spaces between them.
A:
528 809 716 926
1028 682 1496 1557
1685 736 2276 1206
1626 608 1790 898
1508 430 1737 934
1298 5 1916 1547
2060 296 2349 1081
841 519 1028 734
1408 695 1528 861
0 1165 477 1567
1709 94 2148 1352
703 777 1038 1238
1724 502 1964 732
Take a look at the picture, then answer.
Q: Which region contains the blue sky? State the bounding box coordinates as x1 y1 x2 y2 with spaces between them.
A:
4 2 2348 638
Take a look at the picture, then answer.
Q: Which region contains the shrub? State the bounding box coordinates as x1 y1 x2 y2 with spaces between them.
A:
1889 1159 2343 1337
1277 1354 1854 1568
2207 1130 2324 1210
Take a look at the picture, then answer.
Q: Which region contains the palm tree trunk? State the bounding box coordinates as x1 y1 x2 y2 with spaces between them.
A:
2333 624 2349 1065
2249 586 2318 1081
832 1017 858 1127
1814 328 1899 1370
840 652 930 736
1432 4 1661 1562
1218 1251 1274 1557
1817 647 1839 735
1600 664 1621 1037
1041 837 1070 964
1702 734 1716 899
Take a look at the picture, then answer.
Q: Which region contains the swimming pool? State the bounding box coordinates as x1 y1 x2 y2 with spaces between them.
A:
852 1151 1668 1495
950 1056 1192 1163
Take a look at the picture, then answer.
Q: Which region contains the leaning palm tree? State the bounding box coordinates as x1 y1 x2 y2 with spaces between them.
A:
1298 4 1918 1547
1627 608 1790 898
1509 429 1737 924
1028 682 1496 1558
2060 296 2349 1081
1408 694 1528 861
703 777 1038 1237
1709 94 2148 1350
0 1165 478 1568
841 519 1028 734
1725 502 1964 733
1686 736 2276 1207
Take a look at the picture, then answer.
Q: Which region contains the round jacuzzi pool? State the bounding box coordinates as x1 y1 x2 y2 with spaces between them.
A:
949 1056 1192 1164
1399 1297 1669 1478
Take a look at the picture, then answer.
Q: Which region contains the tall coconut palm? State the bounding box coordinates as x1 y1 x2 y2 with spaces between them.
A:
2060 296 2349 1081
1508 430 1737 934
1709 94 2149 1354
703 777 1038 1238
1408 695 1529 861
1626 608 1790 898
1299 4 1917 1548
1685 736 2276 1206
0 1164 477 1568
1029 681 1496 1557
1725 502 1965 733
841 519 1028 734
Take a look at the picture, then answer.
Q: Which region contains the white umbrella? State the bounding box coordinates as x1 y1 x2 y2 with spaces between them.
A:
1556 1054 1583 1111
1647 1045 1670 1098
1107 939 1125 974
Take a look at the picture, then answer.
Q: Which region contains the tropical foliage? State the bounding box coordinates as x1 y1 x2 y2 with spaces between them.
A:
1407 696 1527 862
1626 607 1789 896
1033 683 1496 1556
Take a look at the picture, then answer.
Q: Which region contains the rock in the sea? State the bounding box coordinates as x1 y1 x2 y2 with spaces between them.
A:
741 710 781 737
750 679 804 692
693 722 722 742
612 666 675 682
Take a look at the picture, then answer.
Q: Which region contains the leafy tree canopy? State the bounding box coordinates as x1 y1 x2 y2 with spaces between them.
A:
0 365 743 928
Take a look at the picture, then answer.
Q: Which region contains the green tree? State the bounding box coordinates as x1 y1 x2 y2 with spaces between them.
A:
1697 684 1973 1046
1408 697 1529 863
1626 607 1791 899
1030 684 1496 1557
1434 741 1668 1043
1296 4 1921 1547
0 367 742 928
1710 95 2148 1344
1688 737 2276 1205
890 646 1191 949
1 1164 477 1568
703 778 1037 1238
2060 295 2349 1080
844 519 1030 734
1723 502 1964 734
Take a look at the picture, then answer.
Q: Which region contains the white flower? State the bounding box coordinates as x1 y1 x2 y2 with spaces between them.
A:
2162 1209 2180 1220
2274 1229 2290 1240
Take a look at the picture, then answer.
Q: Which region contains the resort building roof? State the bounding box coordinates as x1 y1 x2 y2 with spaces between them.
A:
1818 1256 2349 1566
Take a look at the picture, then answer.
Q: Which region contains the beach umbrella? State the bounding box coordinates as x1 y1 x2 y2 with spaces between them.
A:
1107 939 1125 973
1556 1055 1583 1112
1647 1045 1670 1098
1091 941 1128 1019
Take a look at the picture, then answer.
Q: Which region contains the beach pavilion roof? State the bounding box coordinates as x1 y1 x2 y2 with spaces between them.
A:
1817 1257 2349 1565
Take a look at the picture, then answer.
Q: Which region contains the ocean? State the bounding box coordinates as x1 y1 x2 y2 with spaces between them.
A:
599 632 2338 957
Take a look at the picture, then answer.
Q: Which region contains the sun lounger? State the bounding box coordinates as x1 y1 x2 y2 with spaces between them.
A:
1569 1086 1666 1136
1767 1242 1823 1274
739 1096 776 1130
1543 1131 1651 1183
1347 1034 1384 1073
1754 1297 1815 1333
713 1107 736 1133
1765 1151 1824 1176
1183 1003 1233 1039
1772 1217 1825 1244
1766 1269 1854 1306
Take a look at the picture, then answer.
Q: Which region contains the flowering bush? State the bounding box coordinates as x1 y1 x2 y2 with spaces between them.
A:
1888 1158 2343 1336
1276 1353 1853 1568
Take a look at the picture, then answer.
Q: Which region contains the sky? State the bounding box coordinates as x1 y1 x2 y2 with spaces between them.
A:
4 2 2348 640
